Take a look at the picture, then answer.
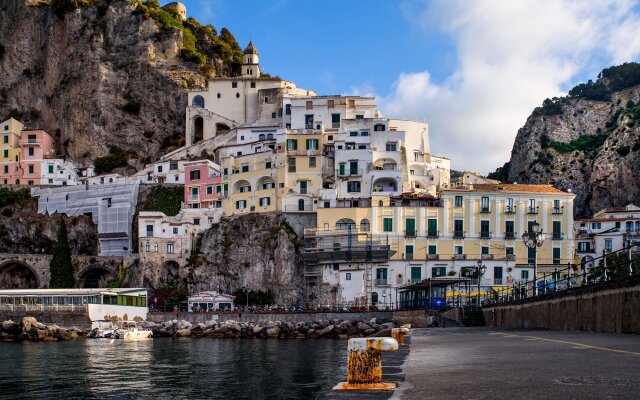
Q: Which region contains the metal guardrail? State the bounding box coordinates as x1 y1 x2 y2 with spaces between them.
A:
485 243 640 306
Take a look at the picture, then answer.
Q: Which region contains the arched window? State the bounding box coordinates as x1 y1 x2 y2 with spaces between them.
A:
140 241 144 251
258 134 266 140
378 200 384 207
336 218 356 230
145 242 150 252
192 95 205 108
360 219 370 232
371 292 379 305
267 133 274 139
154 243 158 252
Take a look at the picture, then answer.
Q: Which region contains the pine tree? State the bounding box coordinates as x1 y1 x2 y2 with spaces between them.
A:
49 218 75 288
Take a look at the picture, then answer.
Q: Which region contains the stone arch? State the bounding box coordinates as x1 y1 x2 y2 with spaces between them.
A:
192 95 205 108
0 260 39 289
234 179 251 193
193 116 204 144
215 123 231 134
360 218 370 232
77 264 117 288
336 218 356 230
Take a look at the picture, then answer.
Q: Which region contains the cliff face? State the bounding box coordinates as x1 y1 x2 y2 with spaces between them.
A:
496 64 640 217
0 0 240 169
0 190 98 255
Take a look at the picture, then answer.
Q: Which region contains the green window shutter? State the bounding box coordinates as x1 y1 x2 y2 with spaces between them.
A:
411 267 421 281
427 219 437 236
553 248 561 264
428 245 436 255
383 218 393 232
405 218 415 235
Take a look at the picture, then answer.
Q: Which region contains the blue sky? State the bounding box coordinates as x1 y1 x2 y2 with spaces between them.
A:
164 0 640 174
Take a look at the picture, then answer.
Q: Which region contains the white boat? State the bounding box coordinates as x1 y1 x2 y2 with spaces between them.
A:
114 321 153 340
88 320 117 339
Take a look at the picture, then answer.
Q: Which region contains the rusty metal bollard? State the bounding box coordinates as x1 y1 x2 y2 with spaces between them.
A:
333 337 399 391
391 327 410 345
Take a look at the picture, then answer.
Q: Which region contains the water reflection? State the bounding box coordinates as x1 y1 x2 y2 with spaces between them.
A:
0 339 346 400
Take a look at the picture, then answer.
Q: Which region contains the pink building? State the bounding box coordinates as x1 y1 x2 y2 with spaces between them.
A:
18 130 57 185
184 160 222 208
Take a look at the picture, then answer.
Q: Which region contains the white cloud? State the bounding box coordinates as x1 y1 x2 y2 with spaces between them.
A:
379 0 640 174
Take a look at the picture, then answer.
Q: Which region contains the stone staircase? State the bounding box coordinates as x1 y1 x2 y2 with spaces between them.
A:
460 307 486 327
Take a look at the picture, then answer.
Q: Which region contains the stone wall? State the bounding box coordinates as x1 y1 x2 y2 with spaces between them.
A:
483 284 640 334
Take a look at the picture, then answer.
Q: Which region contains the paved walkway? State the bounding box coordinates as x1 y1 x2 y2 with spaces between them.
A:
396 327 640 400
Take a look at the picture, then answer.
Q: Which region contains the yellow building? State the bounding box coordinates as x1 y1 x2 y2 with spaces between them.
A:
0 118 24 183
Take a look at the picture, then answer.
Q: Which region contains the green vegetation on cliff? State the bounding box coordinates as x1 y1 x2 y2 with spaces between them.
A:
94 146 129 174
0 187 30 208
545 134 609 154
141 185 183 216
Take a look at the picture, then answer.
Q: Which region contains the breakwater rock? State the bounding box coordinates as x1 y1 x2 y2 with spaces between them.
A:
143 318 395 339
0 317 86 342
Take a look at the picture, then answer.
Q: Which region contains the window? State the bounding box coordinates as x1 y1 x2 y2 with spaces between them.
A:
193 218 200 226
405 218 416 237
605 239 612 252
306 139 318 149
578 242 591 252
232 82 237 88
455 246 463 255
553 248 561 264
494 267 503 284
28 147 34 156
345 272 351 280
153 243 158 252
428 219 438 237
327 99 335 108
405 245 414 260
305 100 313 109
3 165 7 173
173 228 178 234
236 200 247 209
331 113 340 128
455 196 463 207
506 247 514 256
428 245 437 255
505 221 515 239
250 82 256 88
167 243 174 254
591 222 602 229
239 185 251 193
266 161 272 169
206 186 213 195
376 268 388 284
241 164 249 173
3 135 7 143
308 156 316 168
553 221 562 239
304 114 314 128
521 270 529 280
286 139 298 150
157 165 163 173
480 220 490 238
333 263 339 271
3 149 7 158
48 165 54 174
347 181 361 192
454 219 464 237
288 157 296 172
299 180 308 194
385 142 397 151
374 124 385 131
482 246 489 255
145 242 150 252
189 170 201 180
432 267 446 277
285 104 291 115
259 197 270 207
355 114 364 119
481 196 489 212
28 165 34 174
360 131 369 137
383 218 393 232
528 199 537 213
506 198 514 213
360 219 370 232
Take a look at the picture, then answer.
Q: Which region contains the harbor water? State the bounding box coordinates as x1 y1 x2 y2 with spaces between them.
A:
0 338 347 399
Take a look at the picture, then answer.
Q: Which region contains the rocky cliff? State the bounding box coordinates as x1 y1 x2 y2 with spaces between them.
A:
492 63 640 217
0 188 98 255
0 0 242 170
134 213 306 305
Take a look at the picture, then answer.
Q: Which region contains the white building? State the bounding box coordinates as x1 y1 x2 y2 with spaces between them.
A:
40 159 80 186
133 160 187 185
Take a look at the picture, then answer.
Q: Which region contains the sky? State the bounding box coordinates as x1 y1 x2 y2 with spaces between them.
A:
164 0 640 174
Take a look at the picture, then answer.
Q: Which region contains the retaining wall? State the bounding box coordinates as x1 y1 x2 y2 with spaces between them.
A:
483 285 640 334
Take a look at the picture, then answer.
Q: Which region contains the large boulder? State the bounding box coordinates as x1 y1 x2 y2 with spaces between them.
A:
176 329 191 337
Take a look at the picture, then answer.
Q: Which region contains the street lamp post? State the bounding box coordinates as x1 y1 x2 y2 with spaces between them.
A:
476 259 487 307
522 222 546 296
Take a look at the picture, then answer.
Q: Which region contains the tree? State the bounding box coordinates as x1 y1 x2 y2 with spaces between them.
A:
49 219 75 288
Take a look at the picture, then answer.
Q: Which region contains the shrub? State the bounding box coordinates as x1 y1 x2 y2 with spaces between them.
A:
0 188 30 208
51 0 93 19
568 79 610 101
532 97 566 116
547 134 609 154
94 147 129 174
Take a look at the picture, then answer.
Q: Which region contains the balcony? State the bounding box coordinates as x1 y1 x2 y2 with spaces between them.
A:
453 231 465 239
287 149 321 156
305 123 314 129
481 254 494 260
375 279 389 286
404 253 414 261
552 233 564 240
552 207 563 215
427 254 439 260
480 231 492 239
505 206 516 214
480 207 491 214
427 230 439 239
284 204 314 212
336 168 363 177
188 194 200 202
527 206 539 215
404 230 416 238
576 248 593 254
453 254 467 260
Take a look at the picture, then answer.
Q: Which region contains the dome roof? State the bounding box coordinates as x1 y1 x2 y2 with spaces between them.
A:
243 41 258 55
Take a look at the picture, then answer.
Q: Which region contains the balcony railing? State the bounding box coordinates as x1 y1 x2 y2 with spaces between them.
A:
453 254 466 260
480 231 492 239
375 279 389 286
480 207 491 213
305 123 314 129
505 206 516 214
453 231 465 239
404 253 414 261
576 248 593 254
527 206 539 215
427 254 439 260
505 232 516 240
552 233 564 240
552 207 563 215
188 194 200 201
284 204 314 212
427 230 439 238
481 254 494 260
404 230 416 238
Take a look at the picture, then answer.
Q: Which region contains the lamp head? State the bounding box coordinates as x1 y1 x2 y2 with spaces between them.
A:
532 222 541 233
480 265 487 274
522 232 530 244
